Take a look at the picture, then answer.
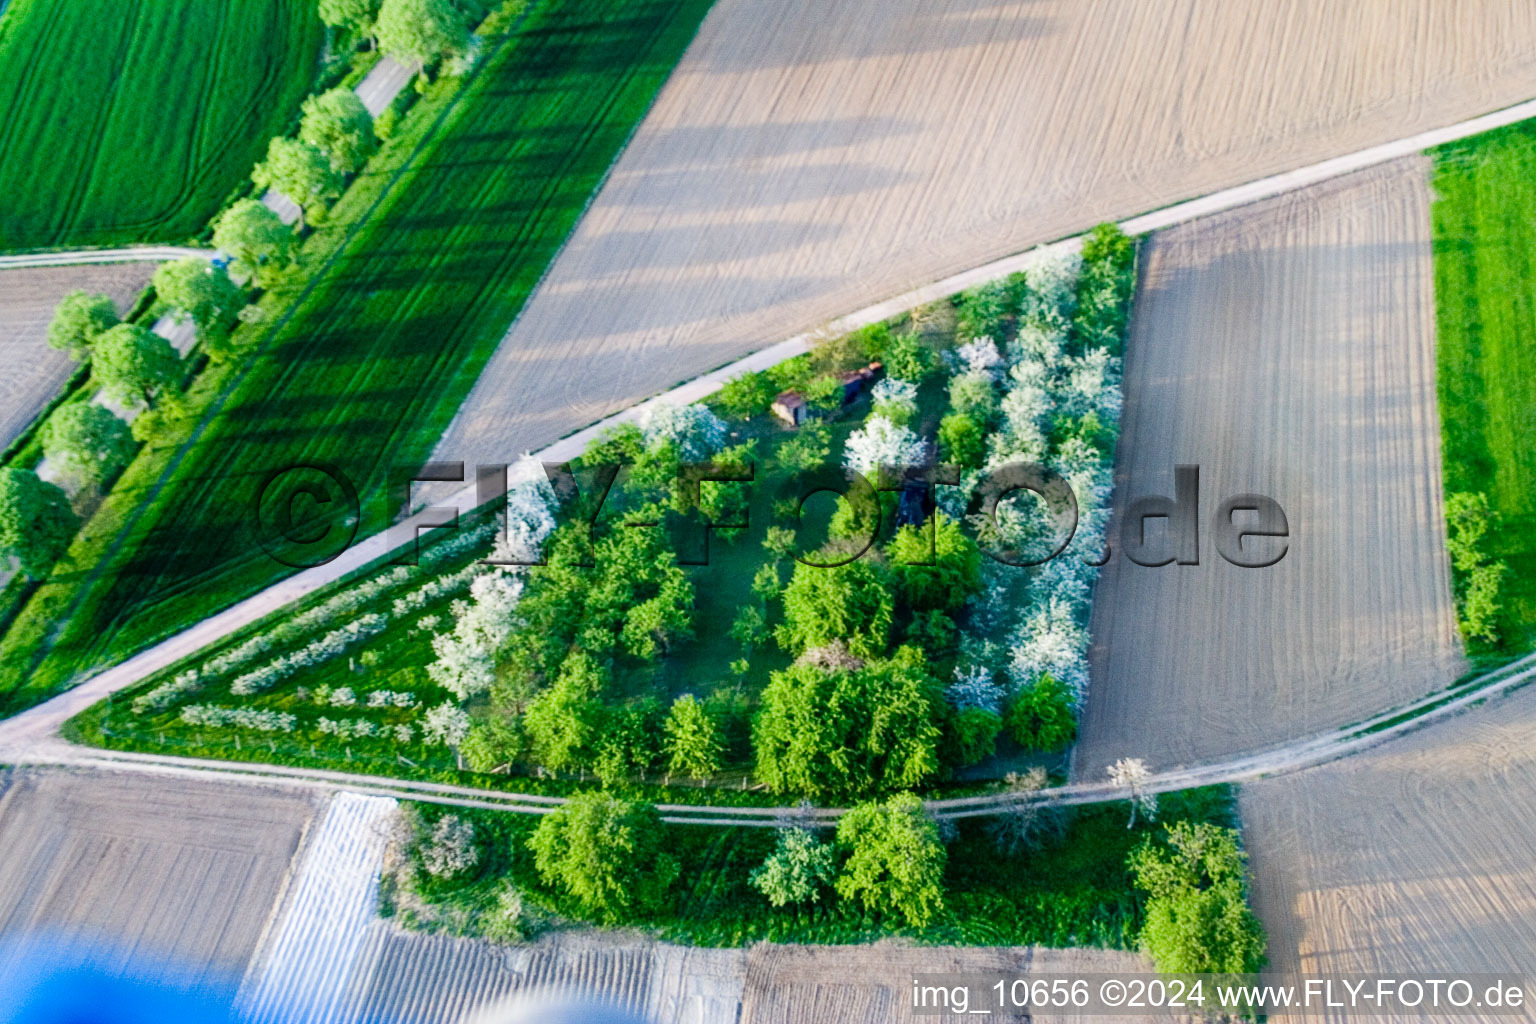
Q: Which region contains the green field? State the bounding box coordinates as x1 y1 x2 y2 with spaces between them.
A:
1431 123 1536 654
0 0 714 712
0 0 322 249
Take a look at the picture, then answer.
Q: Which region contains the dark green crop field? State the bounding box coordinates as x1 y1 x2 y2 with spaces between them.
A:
1432 122 1536 655
0 0 322 249
0 0 713 712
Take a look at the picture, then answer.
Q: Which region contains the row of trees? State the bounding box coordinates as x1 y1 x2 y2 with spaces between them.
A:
395 786 1266 966
319 0 476 65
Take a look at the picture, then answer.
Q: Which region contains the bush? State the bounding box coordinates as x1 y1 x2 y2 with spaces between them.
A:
1005 672 1078 752
948 706 1002 767
882 334 935 382
1074 223 1136 354
750 827 837 907
937 412 985 468
888 512 982 612
834 792 946 928
421 814 480 879
527 792 678 924
1445 491 1507 643
663 694 723 779
1128 821 1266 975
715 370 776 419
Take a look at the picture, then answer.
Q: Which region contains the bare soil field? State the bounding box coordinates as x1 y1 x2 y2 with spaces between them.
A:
439 0 1536 466
337 930 1166 1024
0 264 155 450
1074 158 1464 776
737 944 1168 1023
1241 685 1536 1022
0 769 315 989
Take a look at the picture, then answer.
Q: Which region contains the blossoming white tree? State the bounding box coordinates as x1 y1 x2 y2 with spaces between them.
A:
640 402 727 460
1007 596 1090 699
946 665 1003 714
843 415 925 477
955 336 1003 378
1108 757 1157 827
423 702 471 747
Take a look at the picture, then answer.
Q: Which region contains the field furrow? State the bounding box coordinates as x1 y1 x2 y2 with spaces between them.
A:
439 0 1536 469
1075 158 1463 775
1241 684 1536 1021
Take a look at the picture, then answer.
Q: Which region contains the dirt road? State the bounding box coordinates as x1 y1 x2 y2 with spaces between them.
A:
1241 681 1536 1022
1075 158 1464 775
438 0 1536 467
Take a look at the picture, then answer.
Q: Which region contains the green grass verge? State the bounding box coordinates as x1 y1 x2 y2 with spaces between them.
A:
0 0 322 249
1431 123 1536 656
387 787 1238 948
0 0 715 713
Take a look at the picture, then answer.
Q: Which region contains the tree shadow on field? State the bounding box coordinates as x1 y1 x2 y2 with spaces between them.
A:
693 0 1058 74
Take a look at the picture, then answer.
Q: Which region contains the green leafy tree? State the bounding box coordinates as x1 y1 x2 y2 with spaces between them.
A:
699 441 755 529
662 694 723 779
1005 672 1078 752
1462 560 1508 644
46 291 119 360
947 372 997 422
527 792 679 924
592 698 662 785
776 420 831 474
92 323 180 408
522 650 606 771
319 0 382 40
729 603 768 651
715 370 776 419
834 792 946 928
888 512 981 612
1075 223 1136 354
1128 821 1267 975
780 420 829 475
253 138 344 223
376 0 470 64
300 87 378 173
882 335 934 382
619 571 693 659
213 199 296 287
0 469 78 579
1445 491 1506 643
151 258 246 354
775 553 893 658
580 422 645 466
947 706 1002 767
41 403 135 485
750 827 837 906
937 412 985 469
754 649 941 799
461 714 523 772
826 491 883 543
